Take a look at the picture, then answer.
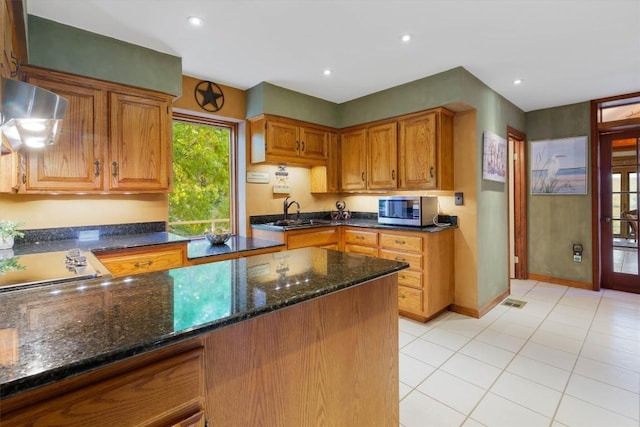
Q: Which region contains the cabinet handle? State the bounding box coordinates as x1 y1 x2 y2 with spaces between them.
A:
22 173 26 184
395 256 405 262
356 236 364 240
112 161 119 177
361 172 365 181
301 141 305 152
94 160 100 177
296 140 300 151
430 166 435 178
392 169 395 180
394 240 406 245
134 260 153 268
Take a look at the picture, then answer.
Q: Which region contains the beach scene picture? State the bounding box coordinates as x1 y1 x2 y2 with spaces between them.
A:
531 136 588 195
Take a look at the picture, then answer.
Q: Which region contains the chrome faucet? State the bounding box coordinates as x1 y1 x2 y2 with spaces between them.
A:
283 196 301 221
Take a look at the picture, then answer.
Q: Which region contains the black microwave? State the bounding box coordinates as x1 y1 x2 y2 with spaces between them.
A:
378 196 438 227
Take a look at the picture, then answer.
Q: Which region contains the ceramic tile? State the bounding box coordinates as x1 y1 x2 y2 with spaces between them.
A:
420 327 472 351
519 341 578 371
537 318 589 341
399 353 436 388
400 390 466 427
580 341 640 372
399 330 417 348
458 339 516 369
573 356 640 393
555 395 638 427
486 317 538 340
490 371 562 417
585 330 640 356
505 355 571 392
399 381 413 400
440 353 502 389
399 317 433 337
401 338 455 368
462 418 487 427
529 328 584 354
436 317 487 338
565 373 640 420
474 328 527 353
471 392 551 427
416 369 486 415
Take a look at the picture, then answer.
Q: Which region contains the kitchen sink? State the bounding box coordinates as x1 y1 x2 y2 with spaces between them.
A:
264 218 334 228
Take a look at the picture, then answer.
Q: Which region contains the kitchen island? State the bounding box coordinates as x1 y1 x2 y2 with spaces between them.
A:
0 247 406 426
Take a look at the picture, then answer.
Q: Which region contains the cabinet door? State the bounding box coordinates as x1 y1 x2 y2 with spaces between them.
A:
340 128 367 191
23 75 105 192
398 112 437 189
266 120 299 157
367 122 397 189
299 127 327 160
109 91 171 192
1 0 14 79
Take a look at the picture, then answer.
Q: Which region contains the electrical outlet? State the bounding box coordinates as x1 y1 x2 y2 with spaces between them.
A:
454 192 464 206
573 255 582 262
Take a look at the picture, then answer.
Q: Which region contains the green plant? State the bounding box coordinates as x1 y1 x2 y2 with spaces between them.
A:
0 256 25 274
0 220 25 239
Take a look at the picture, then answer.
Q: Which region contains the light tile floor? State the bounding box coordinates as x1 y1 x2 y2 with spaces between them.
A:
399 279 640 427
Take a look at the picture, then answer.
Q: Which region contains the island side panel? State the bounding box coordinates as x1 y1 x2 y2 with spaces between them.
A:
204 274 399 426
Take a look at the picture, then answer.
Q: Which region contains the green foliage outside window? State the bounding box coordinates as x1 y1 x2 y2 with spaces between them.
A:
169 121 231 236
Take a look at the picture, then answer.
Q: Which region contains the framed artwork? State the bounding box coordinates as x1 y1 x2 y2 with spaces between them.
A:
482 131 507 183
530 136 588 195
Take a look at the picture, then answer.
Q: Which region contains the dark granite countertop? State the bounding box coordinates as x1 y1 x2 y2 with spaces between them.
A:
12 231 190 256
0 248 408 399
251 217 455 233
187 236 285 261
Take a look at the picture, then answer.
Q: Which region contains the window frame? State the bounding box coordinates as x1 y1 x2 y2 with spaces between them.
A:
170 111 238 236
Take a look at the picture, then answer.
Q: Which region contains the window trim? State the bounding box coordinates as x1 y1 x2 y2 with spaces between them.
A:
171 111 238 235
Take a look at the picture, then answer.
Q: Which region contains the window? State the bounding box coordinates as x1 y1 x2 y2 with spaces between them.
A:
169 112 236 236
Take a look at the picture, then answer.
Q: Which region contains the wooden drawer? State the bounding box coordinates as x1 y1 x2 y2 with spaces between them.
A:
343 229 378 247
344 243 378 257
287 227 339 249
379 248 423 271
397 269 423 289
398 286 423 313
97 245 185 277
2 348 205 426
379 233 422 253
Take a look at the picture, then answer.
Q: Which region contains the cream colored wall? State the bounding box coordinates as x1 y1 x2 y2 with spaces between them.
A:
0 194 168 230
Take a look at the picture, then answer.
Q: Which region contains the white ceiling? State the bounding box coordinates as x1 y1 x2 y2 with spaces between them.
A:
26 0 640 112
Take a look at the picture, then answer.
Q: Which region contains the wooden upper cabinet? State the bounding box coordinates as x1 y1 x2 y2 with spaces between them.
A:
1 66 174 194
398 108 454 190
1 0 25 80
341 122 397 191
265 121 299 157
340 128 367 191
22 74 106 192
367 122 397 190
310 131 339 193
250 115 330 166
109 91 172 192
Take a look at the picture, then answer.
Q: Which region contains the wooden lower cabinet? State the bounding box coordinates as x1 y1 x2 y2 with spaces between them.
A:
347 226 454 322
96 243 186 277
252 226 340 250
0 344 206 427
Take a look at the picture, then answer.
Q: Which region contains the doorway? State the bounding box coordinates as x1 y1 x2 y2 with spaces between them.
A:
599 131 639 292
508 128 528 280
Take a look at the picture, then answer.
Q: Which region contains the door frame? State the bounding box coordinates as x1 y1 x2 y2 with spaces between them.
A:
508 127 528 279
590 91 640 291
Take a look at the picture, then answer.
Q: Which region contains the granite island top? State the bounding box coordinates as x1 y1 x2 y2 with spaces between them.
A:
0 247 408 399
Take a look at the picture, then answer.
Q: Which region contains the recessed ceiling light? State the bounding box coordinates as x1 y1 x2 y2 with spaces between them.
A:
187 16 204 26
401 34 413 43
323 69 332 76
513 79 523 85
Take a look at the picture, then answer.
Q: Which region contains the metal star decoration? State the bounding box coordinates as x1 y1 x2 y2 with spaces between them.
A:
195 81 225 112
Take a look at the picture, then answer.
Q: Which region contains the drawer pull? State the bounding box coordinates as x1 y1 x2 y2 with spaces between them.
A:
394 240 406 245
356 236 364 240
395 257 405 262
134 260 154 268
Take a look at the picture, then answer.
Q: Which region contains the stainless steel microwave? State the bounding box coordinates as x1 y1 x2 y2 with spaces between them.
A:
378 196 438 227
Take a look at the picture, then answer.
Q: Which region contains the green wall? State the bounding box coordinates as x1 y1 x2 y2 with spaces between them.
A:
27 16 182 96
246 82 340 128
525 102 592 284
